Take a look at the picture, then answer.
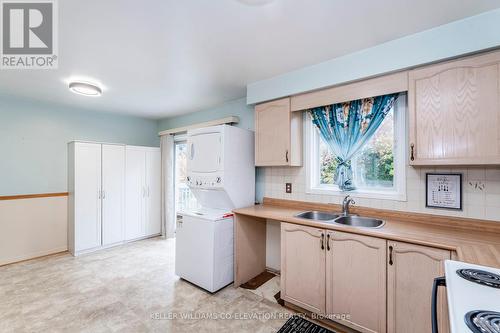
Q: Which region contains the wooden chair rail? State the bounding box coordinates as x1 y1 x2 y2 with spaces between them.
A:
0 192 69 201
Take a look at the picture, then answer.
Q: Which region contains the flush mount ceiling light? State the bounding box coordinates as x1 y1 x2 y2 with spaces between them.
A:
69 81 102 97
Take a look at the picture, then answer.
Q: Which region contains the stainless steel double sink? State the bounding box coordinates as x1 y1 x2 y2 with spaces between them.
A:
294 211 385 228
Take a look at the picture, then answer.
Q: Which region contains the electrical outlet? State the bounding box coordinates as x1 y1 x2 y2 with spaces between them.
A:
285 183 292 193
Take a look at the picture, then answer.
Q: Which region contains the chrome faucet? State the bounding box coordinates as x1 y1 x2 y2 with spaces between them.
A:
342 195 355 216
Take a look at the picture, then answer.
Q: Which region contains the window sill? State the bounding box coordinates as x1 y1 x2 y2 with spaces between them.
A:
307 186 407 201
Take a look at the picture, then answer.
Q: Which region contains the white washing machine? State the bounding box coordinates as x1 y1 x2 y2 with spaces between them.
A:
175 208 234 293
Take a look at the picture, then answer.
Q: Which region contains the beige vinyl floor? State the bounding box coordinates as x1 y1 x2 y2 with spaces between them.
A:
0 237 293 333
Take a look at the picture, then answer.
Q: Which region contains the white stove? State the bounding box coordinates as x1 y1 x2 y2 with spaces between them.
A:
443 260 500 333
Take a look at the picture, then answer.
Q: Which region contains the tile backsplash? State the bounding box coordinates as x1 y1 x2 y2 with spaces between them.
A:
259 165 500 222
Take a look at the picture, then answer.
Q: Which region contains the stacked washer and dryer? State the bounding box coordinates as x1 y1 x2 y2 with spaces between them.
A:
175 125 255 293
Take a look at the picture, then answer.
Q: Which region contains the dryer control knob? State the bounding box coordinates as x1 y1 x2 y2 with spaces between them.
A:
216 177 221 183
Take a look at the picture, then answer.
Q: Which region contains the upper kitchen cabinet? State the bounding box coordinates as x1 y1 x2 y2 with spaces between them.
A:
409 50 500 165
254 97 302 166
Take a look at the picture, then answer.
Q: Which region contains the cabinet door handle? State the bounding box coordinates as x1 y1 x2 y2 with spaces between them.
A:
320 233 324 250
285 150 289 163
432 276 446 333
410 143 415 161
102 190 106 199
98 190 101 199
389 245 394 265
326 233 330 251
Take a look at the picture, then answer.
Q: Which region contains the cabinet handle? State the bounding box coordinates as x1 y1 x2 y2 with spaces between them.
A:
326 233 330 251
410 143 415 161
285 150 289 163
389 245 394 265
320 233 324 250
98 190 101 199
102 190 106 199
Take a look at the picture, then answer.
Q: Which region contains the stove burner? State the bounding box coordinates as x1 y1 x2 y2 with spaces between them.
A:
457 269 500 289
465 310 500 333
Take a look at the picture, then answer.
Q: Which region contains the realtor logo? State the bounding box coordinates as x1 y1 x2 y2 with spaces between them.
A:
1 0 58 69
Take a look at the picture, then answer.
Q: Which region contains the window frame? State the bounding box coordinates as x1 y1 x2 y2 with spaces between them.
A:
305 94 407 201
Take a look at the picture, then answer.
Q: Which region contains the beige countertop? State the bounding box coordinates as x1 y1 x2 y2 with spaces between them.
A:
233 198 500 268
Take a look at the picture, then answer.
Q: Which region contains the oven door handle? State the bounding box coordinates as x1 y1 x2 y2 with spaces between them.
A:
432 276 447 333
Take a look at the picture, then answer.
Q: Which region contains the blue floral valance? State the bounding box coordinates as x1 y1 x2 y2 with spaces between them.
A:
309 93 399 191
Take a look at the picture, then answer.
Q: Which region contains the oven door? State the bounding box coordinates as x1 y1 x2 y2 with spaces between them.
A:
432 276 447 333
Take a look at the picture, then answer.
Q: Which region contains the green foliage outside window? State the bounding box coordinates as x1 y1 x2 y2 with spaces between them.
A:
319 111 394 188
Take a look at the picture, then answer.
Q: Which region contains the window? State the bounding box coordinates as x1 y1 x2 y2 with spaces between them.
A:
306 94 406 200
174 138 198 214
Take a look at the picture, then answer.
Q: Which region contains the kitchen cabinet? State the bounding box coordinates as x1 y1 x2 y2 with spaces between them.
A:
281 222 325 313
387 241 451 333
326 231 387 333
408 50 500 165
68 142 125 254
255 97 302 166
125 146 161 240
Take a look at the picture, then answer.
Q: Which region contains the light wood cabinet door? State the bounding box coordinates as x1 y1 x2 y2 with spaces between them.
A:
326 231 386 333
255 97 302 166
387 241 451 333
281 222 326 314
409 50 500 165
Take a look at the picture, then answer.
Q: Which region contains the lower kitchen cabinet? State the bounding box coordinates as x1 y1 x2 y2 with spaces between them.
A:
326 231 387 333
387 241 451 333
281 223 326 314
281 223 453 333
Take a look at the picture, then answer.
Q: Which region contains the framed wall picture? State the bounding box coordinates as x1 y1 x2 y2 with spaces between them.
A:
425 173 462 210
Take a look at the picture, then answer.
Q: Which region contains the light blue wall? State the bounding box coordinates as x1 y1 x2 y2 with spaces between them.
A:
247 8 500 104
157 98 254 132
0 95 159 196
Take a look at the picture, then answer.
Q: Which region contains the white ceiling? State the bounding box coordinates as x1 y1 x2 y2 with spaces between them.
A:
1 0 500 119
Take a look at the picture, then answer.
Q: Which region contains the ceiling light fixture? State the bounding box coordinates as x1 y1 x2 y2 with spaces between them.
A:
69 81 102 97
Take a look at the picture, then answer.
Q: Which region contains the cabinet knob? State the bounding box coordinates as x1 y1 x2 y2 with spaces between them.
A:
410 143 415 161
